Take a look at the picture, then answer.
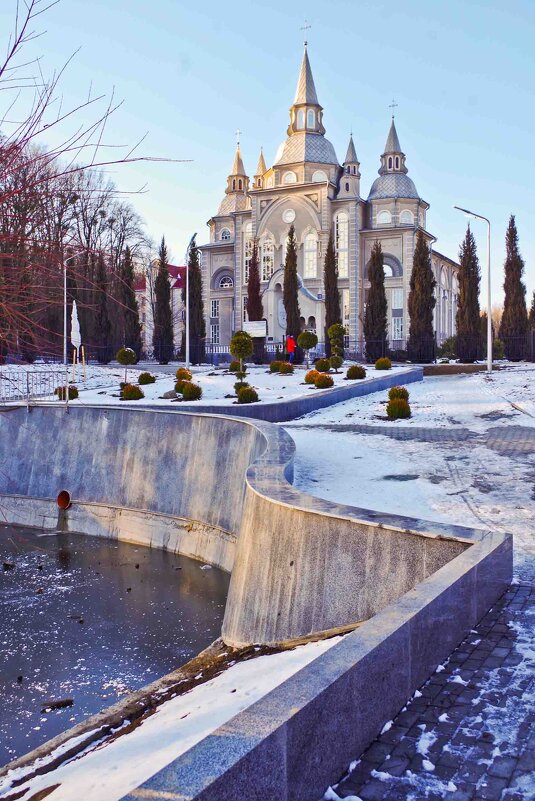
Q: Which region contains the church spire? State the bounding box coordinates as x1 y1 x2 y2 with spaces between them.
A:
286 45 325 137
344 134 359 166
379 118 408 176
254 147 266 188
225 143 249 195
293 45 319 106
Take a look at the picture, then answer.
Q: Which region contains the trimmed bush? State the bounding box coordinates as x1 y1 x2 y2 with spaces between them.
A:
181 381 202 401
237 386 259 404
228 360 240 373
304 369 320 384
269 360 282 373
230 330 253 370
55 385 78 401
176 367 192 382
388 385 409 401
279 361 294 375
315 357 331 372
386 398 411 419
375 357 392 370
121 383 144 401
346 365 366 380
175 379 187 394
234 381 249 394
138 372 156 385
116 347 137 366
329 355 343 372
315 373 334 389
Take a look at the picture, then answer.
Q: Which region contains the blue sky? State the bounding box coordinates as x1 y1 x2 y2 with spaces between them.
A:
2 0 534 305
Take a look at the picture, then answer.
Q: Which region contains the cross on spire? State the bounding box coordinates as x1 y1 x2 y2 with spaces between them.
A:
300 19 311 46
388 98 398 119
235 128 241 147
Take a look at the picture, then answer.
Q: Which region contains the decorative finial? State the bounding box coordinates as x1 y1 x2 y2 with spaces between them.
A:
300 19 311 46
388 98 398 119
236 128 241 148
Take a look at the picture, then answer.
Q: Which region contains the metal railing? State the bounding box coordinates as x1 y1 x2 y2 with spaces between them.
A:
0 370 64 403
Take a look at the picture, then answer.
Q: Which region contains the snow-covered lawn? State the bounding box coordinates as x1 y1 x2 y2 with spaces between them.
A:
0 362 414 407
0 636 342 801
285 364 535 582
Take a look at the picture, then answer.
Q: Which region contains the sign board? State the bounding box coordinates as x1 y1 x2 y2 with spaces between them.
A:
243 321 267 338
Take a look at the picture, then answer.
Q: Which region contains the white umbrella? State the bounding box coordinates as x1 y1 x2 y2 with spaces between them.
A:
70 300 81 351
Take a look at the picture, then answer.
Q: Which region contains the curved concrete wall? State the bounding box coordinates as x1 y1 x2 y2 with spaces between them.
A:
0 405 504 646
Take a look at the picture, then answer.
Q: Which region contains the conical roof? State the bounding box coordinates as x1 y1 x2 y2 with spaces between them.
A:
255 147 266 176
384 119 401 153
231 145 246 176
344 135 358 164
293 46 319 105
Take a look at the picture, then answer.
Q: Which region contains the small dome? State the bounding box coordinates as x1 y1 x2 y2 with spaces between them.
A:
217 194 251 215
367 173 419 201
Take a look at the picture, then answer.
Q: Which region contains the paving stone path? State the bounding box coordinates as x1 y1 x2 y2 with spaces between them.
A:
328 584 535 801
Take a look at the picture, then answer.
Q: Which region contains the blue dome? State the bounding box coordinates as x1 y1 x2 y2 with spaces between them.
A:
368 173 419 201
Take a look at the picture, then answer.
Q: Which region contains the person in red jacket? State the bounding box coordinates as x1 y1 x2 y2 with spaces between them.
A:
286 334 296 363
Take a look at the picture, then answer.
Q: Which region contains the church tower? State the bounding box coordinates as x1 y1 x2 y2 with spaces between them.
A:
338 134 361 198
216 144 251 216
253 147 266 189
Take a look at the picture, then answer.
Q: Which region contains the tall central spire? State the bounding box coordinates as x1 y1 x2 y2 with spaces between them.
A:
293 46 319 106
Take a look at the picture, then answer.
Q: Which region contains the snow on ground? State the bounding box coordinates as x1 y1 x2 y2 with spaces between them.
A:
0 361 413 407
285 365 535 582
0 635 343 801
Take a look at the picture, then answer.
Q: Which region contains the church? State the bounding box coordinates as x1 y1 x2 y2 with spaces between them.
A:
200 45 459 353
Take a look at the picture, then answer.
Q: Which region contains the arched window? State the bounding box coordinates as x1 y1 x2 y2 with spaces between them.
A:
400 210 413 225
388 157 393 169
312 170 328 183
283 171 297 184
377 210 392 225
303 232 318 278
383 264 394 278
266 176 274 188
395 157 400 169
232 179 236 190
238 179 242 190
243 226 253 283
335 212 349 278
219 275 234 288
307 109 315 128
297 109 305 129
261 237 274 281
220 228 231 241
345 182 350 192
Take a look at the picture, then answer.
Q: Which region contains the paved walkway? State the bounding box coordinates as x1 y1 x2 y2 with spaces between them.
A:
328 584 535 801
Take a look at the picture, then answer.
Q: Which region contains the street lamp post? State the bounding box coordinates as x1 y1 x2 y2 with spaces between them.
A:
453 206 492 374
63 255 70 411
184 234 197 369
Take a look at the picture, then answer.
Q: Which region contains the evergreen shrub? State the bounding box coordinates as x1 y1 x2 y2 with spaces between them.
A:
116 347 137 366
346 365 366 380
181 381 202 401
237 386 259 404
138 372 156 385
175 379 186 394
388 385 409 401
269 360 282 373
121 383 144 401
55 385 79 401
176 367 192 382
234 381 249 394
315 358 331 372
375 357 392 370
315 374 334 389
329 355 343 372
279 362 294 374
228 360 240 372
386 398 411 419
304 369 320 384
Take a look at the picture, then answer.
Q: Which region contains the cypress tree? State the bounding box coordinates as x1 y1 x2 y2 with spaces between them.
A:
182 236 206 365
153 236 174 364
323 231 340 356
246 241 264 363
407 230 436 363
283 225 301 338
499 215 528 360
456 226 481 362
117 246 142 356
95 253 112 363
529 291 535 328
364 240 388 362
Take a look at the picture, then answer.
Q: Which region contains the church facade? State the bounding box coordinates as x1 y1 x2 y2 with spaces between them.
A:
200 47 459 352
